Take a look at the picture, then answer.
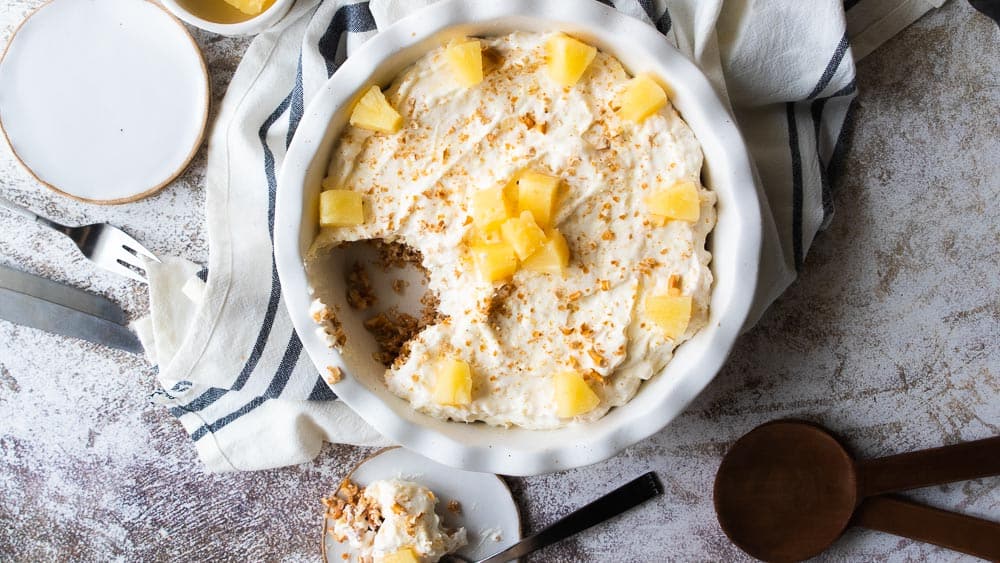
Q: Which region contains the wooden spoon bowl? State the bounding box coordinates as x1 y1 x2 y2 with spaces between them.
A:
714 420 1000 562
714 421 857 561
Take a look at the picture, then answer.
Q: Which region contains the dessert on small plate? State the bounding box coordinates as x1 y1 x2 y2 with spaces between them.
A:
322 447 520 563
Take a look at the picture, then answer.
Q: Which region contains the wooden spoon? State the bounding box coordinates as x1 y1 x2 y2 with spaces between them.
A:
713 420 1000 562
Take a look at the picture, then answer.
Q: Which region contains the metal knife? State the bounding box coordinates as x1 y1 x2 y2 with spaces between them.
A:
0 265 143 354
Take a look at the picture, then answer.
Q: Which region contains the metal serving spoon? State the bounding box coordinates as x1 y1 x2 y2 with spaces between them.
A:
441 471 662 563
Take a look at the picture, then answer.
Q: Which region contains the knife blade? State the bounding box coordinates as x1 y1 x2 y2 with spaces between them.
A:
0 271 143 354
0 265 127 324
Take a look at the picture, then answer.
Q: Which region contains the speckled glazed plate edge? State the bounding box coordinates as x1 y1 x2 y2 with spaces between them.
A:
321 447 521 563
275 0 762 476
0 0 208 204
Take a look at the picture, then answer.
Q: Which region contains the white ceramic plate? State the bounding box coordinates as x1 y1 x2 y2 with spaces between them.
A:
322 447 521 563
276 0 762 476
0 0 209 204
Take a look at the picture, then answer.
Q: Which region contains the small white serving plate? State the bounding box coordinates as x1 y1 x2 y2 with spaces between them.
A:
0 0 209 204
322 448 521 563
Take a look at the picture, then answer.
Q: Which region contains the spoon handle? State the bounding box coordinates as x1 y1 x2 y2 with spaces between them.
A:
476 472 663 563
855 436 1000 498
853 495 1000 560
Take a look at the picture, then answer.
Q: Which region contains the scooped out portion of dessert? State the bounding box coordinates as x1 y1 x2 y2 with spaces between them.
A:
323 478 467 563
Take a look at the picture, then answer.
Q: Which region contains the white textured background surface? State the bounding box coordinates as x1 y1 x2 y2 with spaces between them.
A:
1 1 997 561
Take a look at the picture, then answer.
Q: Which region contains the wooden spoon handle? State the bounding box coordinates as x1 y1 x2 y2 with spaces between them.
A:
855 436 1000 498
853 495 1000 560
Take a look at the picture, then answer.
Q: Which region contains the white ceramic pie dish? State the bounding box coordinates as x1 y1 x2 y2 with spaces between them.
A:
275 0 762 476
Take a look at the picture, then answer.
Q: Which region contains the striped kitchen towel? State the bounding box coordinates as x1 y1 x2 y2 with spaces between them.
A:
135 0 945 471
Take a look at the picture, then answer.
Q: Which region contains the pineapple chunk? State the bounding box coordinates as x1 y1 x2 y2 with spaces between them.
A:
522 230 570 275
445 38 484 87
349 85 402 134
432 359 473 406
382 547 420 563
516 170 560 228
500 211 547 260
645 293 692 339
553 371 600 418
319 190 364 227
471 240 518 282
615 75 667 123
646 180 700 223
545 34 597 87
471 186 515 230
222 0 270 16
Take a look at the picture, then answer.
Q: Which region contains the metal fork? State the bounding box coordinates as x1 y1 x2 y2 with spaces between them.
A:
0 195 160 283
442 472 663 563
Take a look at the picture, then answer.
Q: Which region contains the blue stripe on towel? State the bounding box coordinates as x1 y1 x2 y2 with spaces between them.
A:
309 376 338 400
170 386 226 417
236 90 293 389
318 2 377 77
786 102 804 272
190 332 303 441
811 98 834 226
811 80 857 226
286 53 305 147
179 89 295 411
790 32 853 268
807 33 850 99
636 0 673 34
184 5 369 434
826 96 858 211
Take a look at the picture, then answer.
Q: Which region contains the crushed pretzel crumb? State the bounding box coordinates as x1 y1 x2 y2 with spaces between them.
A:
326 366 343 384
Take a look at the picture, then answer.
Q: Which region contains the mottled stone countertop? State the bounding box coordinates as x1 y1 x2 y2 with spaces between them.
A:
1 1 997 561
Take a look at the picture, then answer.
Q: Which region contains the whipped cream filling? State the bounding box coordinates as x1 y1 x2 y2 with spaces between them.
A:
309 31 715 429
330 479 466 563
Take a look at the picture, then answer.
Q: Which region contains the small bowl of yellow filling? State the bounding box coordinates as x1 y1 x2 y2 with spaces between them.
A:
160 0 293 36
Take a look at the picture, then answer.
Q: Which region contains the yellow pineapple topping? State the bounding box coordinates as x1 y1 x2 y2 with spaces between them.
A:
432 359 473 406
445 38 484 87
516 170 560 228
522 230 570 275
471 186 515 230
553 371 600 418
319 189 364 227
545 34 597 87
471 240 519 282
500 211 547 260
464 170 573 282
615 74 667 123
646 180 700 223
349 85 402 134
382 547 420 563
645 277 692 339
222 0 270 16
